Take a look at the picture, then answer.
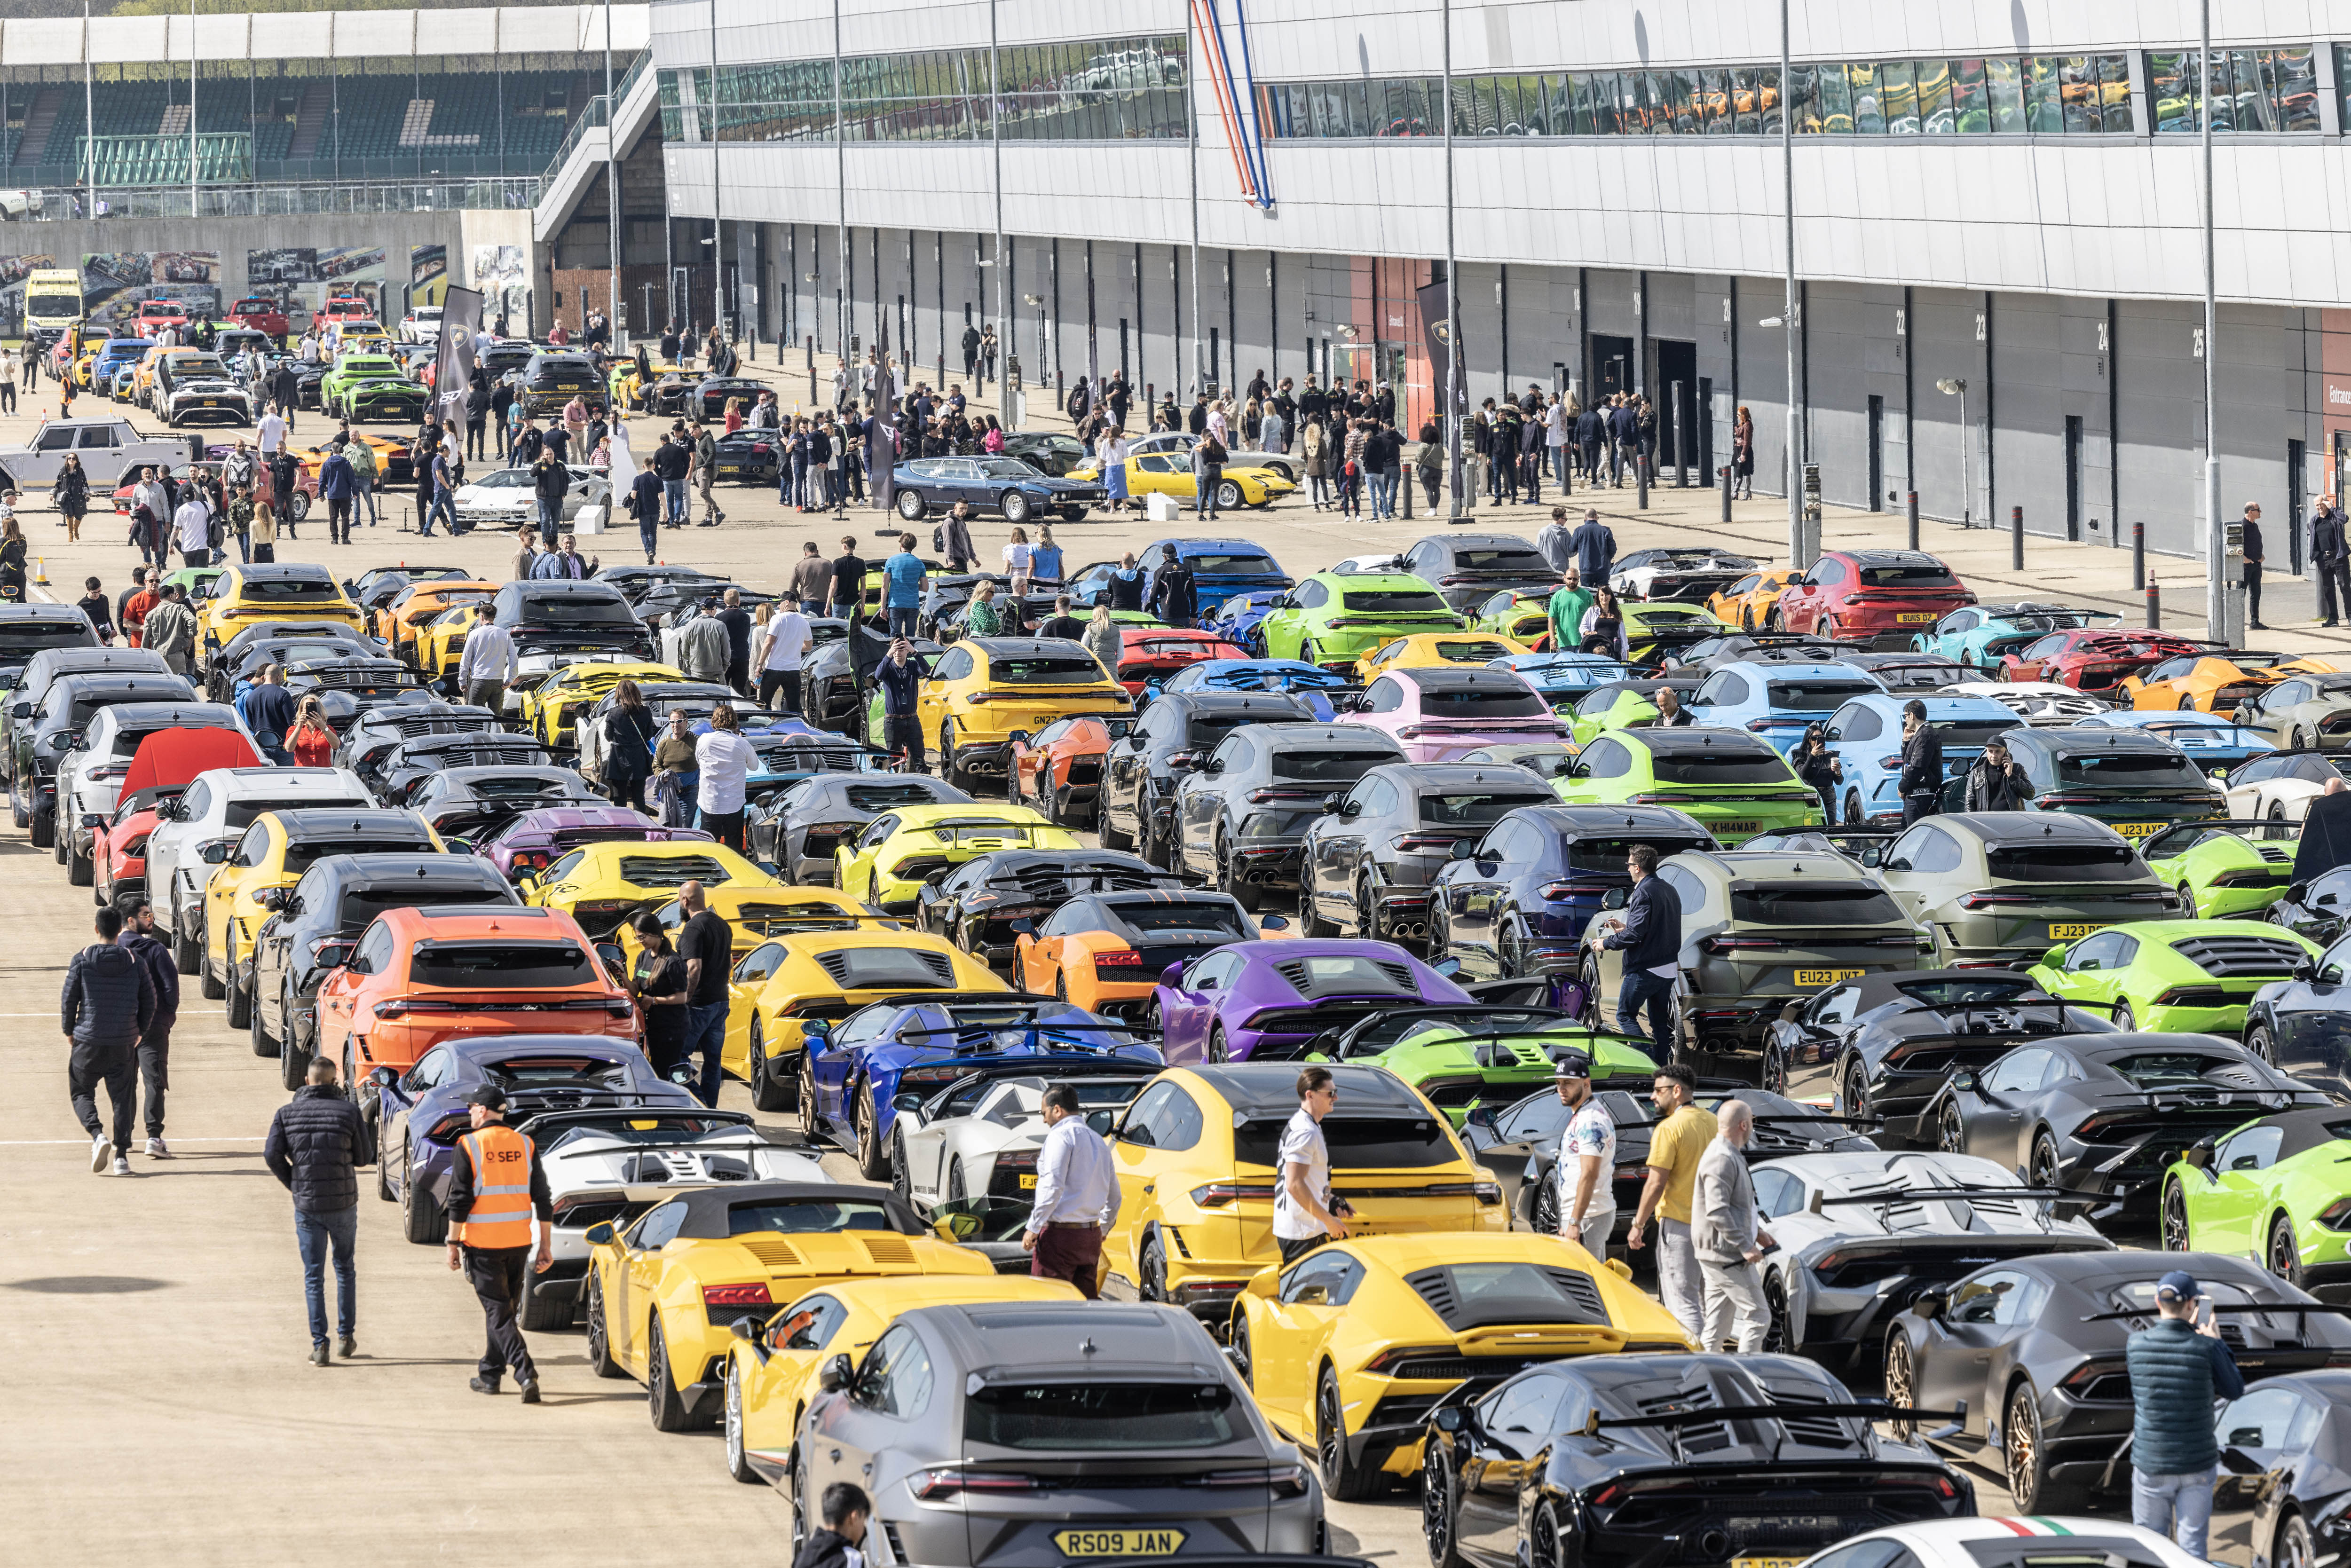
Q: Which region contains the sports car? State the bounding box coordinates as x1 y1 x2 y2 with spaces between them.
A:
372 1032 699 1245
195 563 367 659
2072 709 2276 778
1338 665 1570 763
2230 671 2351 752
800 994 1158 1179
579 1182 991 1431
335 701 502 793
1950 678 2119 726
832 802 1081 913
2161 1107 2351 1297
1002 715 1131 827
1466 586 1561 646
1302 1005 1657 1125
1232 1232 1690 1498
1910 603 2123 670
1357 632 1532 679
1999 628 2218 695
158 375 254 428
1423 1352 1972 1568
1152 937 1473 1065
1555 727 1827 846
2139 819 2303 920
1611 546 1759 605
1687 656 1889 755
2240 932 2351 1100
1993 724 2225 841
2221 750 2351 824
748 773 971 884
1560 678 1704 745
91 783 183 913
1256 571 1465 672
1110 628 1250 694
890 1062 1160 1206
1618 600 1734 664
1014 887 1262 1014
515 660 686 749
1818 692 2021 827
372 579 499 662
723 939 1009 1113
890 455 1107 526
1871 810 2181 966
377 732 557 806
1077 450 1288 513
706 428 781 485
402 770 612 849
2024 919 2322 1036
1488 652 1642 711
914 847 1176 960
448 464 611 532
319 354 428 422
1148 658 1361 721
2125 649 2298 713
612 885 880 978
1707 565 1802 631
1881 1251 2351 1511
1206 588 1291 653
523 839 783 940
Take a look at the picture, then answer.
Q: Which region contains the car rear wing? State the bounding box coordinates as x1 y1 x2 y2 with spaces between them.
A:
1809 1184 2107 1213
1582 1401 1965 1436
2081 1303 2351 1323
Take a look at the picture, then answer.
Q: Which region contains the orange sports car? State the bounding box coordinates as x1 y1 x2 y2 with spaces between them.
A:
316 903 636 1108
1708 566 1802 632
1005 713 1136 827
2123 650 2299 712
376 578 500 662
1013 887 1268 1013
1112 628 1250 695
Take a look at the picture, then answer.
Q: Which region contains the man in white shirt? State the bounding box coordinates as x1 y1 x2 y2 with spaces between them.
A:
693 703 759 854
172 491 213 568
1551 1051 1617 1256
257 406 287 457
758 592 813 715
455 603 516 713
1273 1065 1349 1264
1020 1083 1120 1299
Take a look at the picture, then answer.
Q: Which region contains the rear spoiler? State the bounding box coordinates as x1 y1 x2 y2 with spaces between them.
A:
1583 1401 1966 1440
2082 1303 2351 1324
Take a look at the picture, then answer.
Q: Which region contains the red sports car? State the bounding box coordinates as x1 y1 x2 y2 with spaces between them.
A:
1006 713 1138 826
1772 548 1975 646
1998 628 2214 693
1114 628 1249 695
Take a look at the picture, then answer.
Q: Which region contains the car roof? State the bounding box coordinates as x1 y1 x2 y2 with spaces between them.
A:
1161 689 1307 713
1845 968 2056 1009
912 1300 1223 1380
663 1181 921 1240
269 808 434 841
1395 666 1533 693
2014 728 2182 755
1183 1061 1433 1116
306 852 513 888
1715 659 1875 681
1837 549 1949 567
1946 811 2129 845
1366 761 1550 790
1247 723 1401 749
1623 727 1780 756
89 701 238 726
448 1033 639 1063
1516 803 1714 835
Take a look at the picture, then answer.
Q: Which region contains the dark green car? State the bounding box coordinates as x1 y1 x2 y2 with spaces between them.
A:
1991 726 2227 847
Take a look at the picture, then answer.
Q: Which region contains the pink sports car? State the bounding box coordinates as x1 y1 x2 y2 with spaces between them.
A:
1340 665 1570 762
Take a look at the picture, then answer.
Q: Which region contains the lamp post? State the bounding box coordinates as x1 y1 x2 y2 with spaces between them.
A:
1779 0 1800 567
2201 0 2223 640
1935 378 1972 532
605 0 621 345
1442 0 1462 519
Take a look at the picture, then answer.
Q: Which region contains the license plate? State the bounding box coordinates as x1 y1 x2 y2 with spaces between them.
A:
1736 1558 1806 1568
1896 612 1938 624
1019 1173 1038 1189
2113 822 2164 839
1712 820 1761 834
1056 1529 1188 1559
202 400 216 406
1793 969 1866 987
2049 922 2108 939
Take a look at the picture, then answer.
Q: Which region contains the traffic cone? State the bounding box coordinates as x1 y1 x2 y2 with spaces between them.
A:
32 556 47 586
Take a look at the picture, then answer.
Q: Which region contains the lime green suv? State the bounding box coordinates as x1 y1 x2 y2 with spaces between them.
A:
1256 571 1464 673
1563 678 1703 745
1556 726 1826 845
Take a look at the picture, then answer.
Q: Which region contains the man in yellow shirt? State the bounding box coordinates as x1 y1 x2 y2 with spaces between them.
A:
1627 1062 1715 1341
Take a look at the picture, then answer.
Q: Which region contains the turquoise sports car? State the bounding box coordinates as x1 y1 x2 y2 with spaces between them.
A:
1911 603 2121 673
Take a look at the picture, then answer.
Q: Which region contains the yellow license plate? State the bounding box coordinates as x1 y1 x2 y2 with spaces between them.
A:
1055 1529 1188 1559
2114 822 2164 839
1896 612 1939 624
1737 1558 1806 1568
1793 969 1866 987
2049 922 2108 940
1019 1173 1038 1189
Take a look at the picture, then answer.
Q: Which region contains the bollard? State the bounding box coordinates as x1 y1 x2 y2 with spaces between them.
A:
1636 452 1649 511
2147 581 2162 629
2132 522 2145 591
1720 464 1732 522
2011 505 2024 571
1907 491 1919 552
1670 379 1687 488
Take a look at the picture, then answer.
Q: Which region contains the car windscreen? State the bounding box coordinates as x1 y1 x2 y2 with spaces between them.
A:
1497 1087 1649 1143
459 776 584 802
256 639 365 668
0 622 95 653
987 656 1105 685
1453 548 1550 573
966 1383 1240 1451
1766 680 1880 711
1987 842 2146 882
336 884 508 928
1857 563 1960 589
2103 1052 2249 1090
2051 749 2208 788
1563 835 1710 873
1729 883 1904 925
1894 977 2037 1006
1186 552 1281 575
1420 791 1552 826
1646 743 1794 785
1182 712 1268 745
223 796 366 831
1419 686 1547 717
240 576 343 602
519 594 634 625
285 835 432 871
972 458 1047 480
1235 1112 1457 1169
1342 589 1450 614
410 940 593 987
1114 901 1252 938
1270 749 1396 782
725 1198 903 1234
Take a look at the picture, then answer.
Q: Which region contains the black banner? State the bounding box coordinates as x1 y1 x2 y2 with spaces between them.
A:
434 284 483 432
868 416 898 514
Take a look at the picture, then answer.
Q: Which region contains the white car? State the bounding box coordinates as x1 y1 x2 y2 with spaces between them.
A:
0 415 191 491
0 188 43 220
450 464 610 530
520 1104 828 1330
1740 1150 2111 1362
159 376 254 429
1795 1519 2208 1568
2220 749 2351 823
1947 678 2114 726
398 306 443 345
1610 546 1759 604
892 1069 1152 1207
148 766 371 967
58 700 254 888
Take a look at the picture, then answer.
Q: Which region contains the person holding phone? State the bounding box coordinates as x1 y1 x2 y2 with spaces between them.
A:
2124 1269 2243 1558
1794 725 1843 821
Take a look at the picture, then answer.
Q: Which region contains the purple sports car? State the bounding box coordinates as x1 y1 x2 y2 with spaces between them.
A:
474 805 713 883
1152 938 1472 1064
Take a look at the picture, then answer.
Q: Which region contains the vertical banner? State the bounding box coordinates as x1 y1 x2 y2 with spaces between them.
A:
1417 278 1467 496
868 418 897 515
435 285 484 431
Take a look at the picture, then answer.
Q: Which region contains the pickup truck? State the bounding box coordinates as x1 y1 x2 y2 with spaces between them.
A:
132 299 190 339
0 417 198 491
226 298 290 342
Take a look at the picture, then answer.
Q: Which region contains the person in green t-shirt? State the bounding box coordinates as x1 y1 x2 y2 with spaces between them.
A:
1546 567 1595 652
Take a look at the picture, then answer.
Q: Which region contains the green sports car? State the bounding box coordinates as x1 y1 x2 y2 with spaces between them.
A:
1255 571 1464 672
2026 918 2324 1036
1555 725 1826 845
1299 1005 1657 1125
2162 1107 2351 1293
1622 601 1733 664
1563 678 1703 746
2139 819 2303 921
321 353 428 422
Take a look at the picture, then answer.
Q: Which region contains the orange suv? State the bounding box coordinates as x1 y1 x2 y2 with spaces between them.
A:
316 903 636 1120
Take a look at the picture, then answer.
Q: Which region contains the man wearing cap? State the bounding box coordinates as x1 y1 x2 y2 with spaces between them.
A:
1551 1052 1617 1256
2124 1269 2243 1557
444 1084 554 1402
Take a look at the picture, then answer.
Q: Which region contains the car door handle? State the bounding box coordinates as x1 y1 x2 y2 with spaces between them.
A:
829 1449 841 1462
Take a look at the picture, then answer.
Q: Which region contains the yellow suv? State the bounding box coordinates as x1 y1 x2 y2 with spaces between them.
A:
921 635 1132 792
196 563 369 669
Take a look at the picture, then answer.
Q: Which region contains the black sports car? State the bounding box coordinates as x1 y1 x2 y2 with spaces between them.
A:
1881 1250 2351 1512
1925 1034 2330 1223
1420 1352 1971 1568
204 626 383 704
708 429 781 485
912 848 1175 963
690 376 767 421
402 765 606 842
2243 934 2351 1099
748 772 971 883
378 732 557 807
1835 650 1970 692
2265 867 2351 949
336 701 504 794
1100 690 1317 869
280 656 434 732
802 625 944 740
1000 430 1089 477
891 454 1105 527
596 564 721 606
2212 1369 2351 1568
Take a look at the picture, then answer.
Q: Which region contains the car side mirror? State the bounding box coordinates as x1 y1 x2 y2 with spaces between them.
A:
1009 917 1035 935
442 836 475 856
1859 845 1885 869
1258 913 1289 931
369 1066 396 1088
2185 1137 2217 1171
583 1221 618 1247
2220 1444 2264 1476
2324 965 2346 987
2041 944 2067 969
200 842 232 864
1160 961 1188 990
594 942 627 985
801 1018 831 1041
2295 959 2317 982
818 1352 853 1394
517 875 541 895
1450 839 1478 860
9 701 27 719
1913 1289 1949 1320
256 887 287 911
1318 793 1342 814
933 1212 980 1243
81 813 105 828
1600 887 1628 911
1433 957 1463 977
1289 1283 1331 1307
893 1091 923 1112
1008 729 1031 746
1951 1068 1981 1095
1433 1406 1467 1434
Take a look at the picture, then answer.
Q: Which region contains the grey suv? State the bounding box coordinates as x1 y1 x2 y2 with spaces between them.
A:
1172 721 1404 908
1299 761 1555 943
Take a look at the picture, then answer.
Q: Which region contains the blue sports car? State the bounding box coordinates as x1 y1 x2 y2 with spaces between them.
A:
1909 603 2120 671
801 995 1161 1179
1206 589 1290 654
2068 710 2275 777
1429 802 1718 980
1489 652 1642 709
371 1032 697 1245
1149 657 1359 719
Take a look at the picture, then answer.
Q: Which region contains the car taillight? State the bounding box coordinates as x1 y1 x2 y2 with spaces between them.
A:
1703 934 1782 951
1959 891 2038 908
2035 794 2100 806
119 835 148 857
1391 834 1460 850
308 938 354 962
962 692 993 704
911 1470 1039 1499
1245 788 1324 804
1189 1181 1277 1207
1206 1463 1310 1496
2059 1358 2125 1393
1628 793 1683 805
1092 948 1143 967
371 999 458 1018
2153 985 2230 1007
702 1283 773 1307
1878 755 1906 770
1365 1345 1458 1374
1541 882 1614 900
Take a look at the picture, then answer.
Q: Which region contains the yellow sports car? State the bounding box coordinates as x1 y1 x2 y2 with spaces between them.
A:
517 660 686 748
375 579 499 662
580 1181 993 1433
917 635 1132 792
2124 651 2299 713
196 562 368 666
1467 588 1558 646
1231 1232 1691 1496
413 602 481 682
1708 566 1801 632
1104 1064 1507 1327
721 1274 1083 1485
524 839 784 941
1073 452 1296 509
1358 632 1532 678
724 928 1007 1110
833 801 1081 912
611 358 692 411
614 884 884 975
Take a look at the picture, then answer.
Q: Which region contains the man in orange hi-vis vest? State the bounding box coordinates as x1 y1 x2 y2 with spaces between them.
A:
445 1085 553 1402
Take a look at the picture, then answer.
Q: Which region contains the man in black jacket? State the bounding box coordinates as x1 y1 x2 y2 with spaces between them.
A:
793 1482 873 1568
1601 844 1681 1052
2241 502 2268 630
1150 544 1196 628
265 1056 370 1365
1964 737 2035 812
1897 699 1945 827
2313 496 2348 628
119 900 179 1159
63 906 155 1178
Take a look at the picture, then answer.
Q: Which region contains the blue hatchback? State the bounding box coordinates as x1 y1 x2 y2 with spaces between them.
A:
2067 709 2275 778
1820 691 2025 825
1688 658 1890 755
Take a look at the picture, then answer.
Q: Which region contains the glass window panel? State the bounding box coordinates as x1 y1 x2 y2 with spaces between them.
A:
2149 51 2197 133
1787 64 1821 134
1512 74 1542 134
1950 57 1988 133
2226 50 2265 131
1665 69 1696 134
2272 47 2319 131
1571 73 1598 135
1623 72 1652 134
1405 78 1435 136
1733 67 1763 134
1917 58 1953 131
1817 59 1853 133
1849 63 1885 134
1341 79 1372 137
1880 60 1918 132
1700 68 1731 134
1501 74 1531 134
2096 54 2135 134
1453 76 1477 135
1544 73 1573 135
1984 56 2025 131
2056 55 2095 132
2022 55 2063 132
1759 64 1782 133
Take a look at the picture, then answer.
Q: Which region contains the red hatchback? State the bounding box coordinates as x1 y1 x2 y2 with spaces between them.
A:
1773 549 1975 647
1115 628 1249 696
1998 628 2215 694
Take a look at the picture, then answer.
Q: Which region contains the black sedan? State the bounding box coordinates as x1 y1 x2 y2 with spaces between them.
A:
708 429 781 485
596 564 721 606
2244 931 2351 1099
1924 1033 2330 1223
749 773 970 883
1301 761 1559 946
1422 1352 1970 1568
912 848 1174 963
1882 1250 2351 1512
1661 632 1849 673
1001 430 1089 476
513 350 603 416
891 454 1105 527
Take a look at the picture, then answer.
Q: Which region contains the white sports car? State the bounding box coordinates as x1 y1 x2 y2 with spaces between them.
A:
520 1104 829 1330
451 463 610 530
1610 546 1758 604
2220 749 2351 823
1947 678 2114 726
892 1067 1155 1209
160 376 254 428
1747 1149 2111 1365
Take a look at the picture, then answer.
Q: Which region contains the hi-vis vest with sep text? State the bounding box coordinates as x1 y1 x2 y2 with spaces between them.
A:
455 1124 536 1247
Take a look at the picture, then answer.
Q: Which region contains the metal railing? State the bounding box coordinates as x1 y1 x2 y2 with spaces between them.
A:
543 50 651 184
9 177 545 221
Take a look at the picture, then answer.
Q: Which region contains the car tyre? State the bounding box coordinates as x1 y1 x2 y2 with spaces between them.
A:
748 1018 793 1112
946 1156 967 1204
67 835 92 886
647 1318 695 1431
199 919 226 1000
2272 1213 2306 1287
1215 479 1244 512
1001 490 1032 526
1936 1099 1966 1155
1139 1234 1168 1303
2280 1513 2319 1568
399 1141 448 1244
1207 1024 1232 1065
789 1444 812 1557
853 1087 890 1181
253 977 279 1064
1761 1270 1792 1352
1301 878 1337 938
940 719 967 795
227 937 253 1031
2028 1130 2061 1190
2248 1024 2278 1065
1421 1439 1466 1568
2004 1379 2080 1513
1355 879 1379 940
1317 1365 1378 1500
797 1051 821 1143
2162 1179 2193 1251
1529 1179 1561 1237
1100 794 1134 851
585 1272 624 1378
889 1127 911 1200
519 1268 573 1332
2112 1001 2136 1032
895 490 926 521
1882 1336 1918 1442
723 1359 761 1484
1843 788 1867 827
1842 1060 1870 1123
1215 833 1261 911
1229 1315 1255 1388
1530 1502 1572 1568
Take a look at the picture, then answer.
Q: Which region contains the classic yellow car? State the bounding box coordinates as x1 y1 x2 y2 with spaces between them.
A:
720 1274 1084 1485
523 839 784 941
917 635 1132 793
1230 1232 1689 1497
613 884 882 975
1357 631 1533 678
610 358 692 411
832 801 1080 912
722 928 1007 1111
1707 566 1801 633
1104 1063 1507 1328
1070 451 1297 510
581 1181 993 1432
195 562 369 668
517 660 685 748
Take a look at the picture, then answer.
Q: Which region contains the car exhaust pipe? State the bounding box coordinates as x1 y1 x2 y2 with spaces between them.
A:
1698 1530 1733 1560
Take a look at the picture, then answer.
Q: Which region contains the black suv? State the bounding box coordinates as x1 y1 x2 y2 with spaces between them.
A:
1397 532 1559 613
0 605 100 691
514 350 601 416
5 646 165 791
493 581 657 678
1099 690 1314 868
1171 721 1405 908
1299 760 1556 943
16 670 197 848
